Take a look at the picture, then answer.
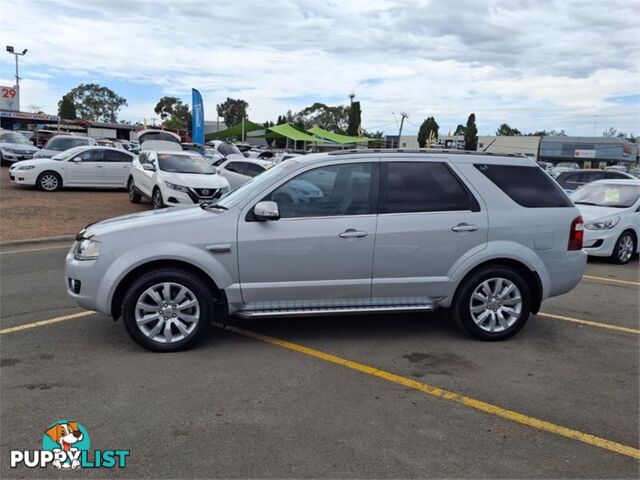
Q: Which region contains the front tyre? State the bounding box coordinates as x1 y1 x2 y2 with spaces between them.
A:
37 171 62 191
121 269 213 352
454 266 531 341
152 188 164 209
128 178 141 203
611 232 636 265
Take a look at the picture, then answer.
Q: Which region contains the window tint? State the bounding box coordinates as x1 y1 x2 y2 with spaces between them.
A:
47 136 90 151
475 164 572 208
266 163 374 218
225 162 246 174
381 162 473 213
104 150 133 162
138 152 148 164
76 149 104 162
217 142 242 156
243 162 265 177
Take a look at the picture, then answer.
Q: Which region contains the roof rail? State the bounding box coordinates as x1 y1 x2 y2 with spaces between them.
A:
327 148 527 157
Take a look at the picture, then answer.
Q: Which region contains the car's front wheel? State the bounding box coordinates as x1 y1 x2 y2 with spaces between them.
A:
152 188 164 209
121 268 213 352
454 266 531 341
128 178 141 203
611 231 636 264
37 171 62 191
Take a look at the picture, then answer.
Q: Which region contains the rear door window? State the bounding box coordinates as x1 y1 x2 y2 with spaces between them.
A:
475 164 572 208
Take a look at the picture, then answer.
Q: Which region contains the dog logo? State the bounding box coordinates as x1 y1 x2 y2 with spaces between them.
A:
43 420 89 469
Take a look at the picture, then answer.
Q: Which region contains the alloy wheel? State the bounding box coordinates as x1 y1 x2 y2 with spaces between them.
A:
40 174 59 191
618 234 634 263
134 282 200 344
153 191 163 209
469 277 522 333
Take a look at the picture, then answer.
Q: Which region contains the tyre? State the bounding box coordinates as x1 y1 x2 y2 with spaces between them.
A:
128 178 141 204
454 266 531 341
152 188 164 209
37 171 62 191
121 268 214 352
610 231 636 265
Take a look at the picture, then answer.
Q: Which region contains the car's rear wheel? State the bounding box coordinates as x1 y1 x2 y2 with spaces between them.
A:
152 188 164 209
128 178 141 203
611 232 636 264
454 266 531 341
121 268 213 352
37 171 62 191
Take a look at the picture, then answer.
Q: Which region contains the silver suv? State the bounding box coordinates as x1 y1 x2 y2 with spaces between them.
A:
65 151 587 351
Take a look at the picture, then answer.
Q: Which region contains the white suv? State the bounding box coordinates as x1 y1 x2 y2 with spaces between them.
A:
128 150 230 209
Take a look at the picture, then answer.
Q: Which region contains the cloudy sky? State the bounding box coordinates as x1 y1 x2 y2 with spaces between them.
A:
1 0 639 136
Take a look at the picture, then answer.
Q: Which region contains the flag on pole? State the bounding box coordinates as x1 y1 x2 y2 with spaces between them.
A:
192 88 204 145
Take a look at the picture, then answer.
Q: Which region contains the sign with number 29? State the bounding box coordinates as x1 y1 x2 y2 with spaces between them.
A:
1 86 20 111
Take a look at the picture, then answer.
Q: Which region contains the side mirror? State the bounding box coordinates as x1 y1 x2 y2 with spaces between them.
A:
142 163 155 172
254 201 280 221
71 156 81 162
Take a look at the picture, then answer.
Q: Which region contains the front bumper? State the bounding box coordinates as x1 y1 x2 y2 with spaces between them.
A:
2 151 35 162
8 168 38 185
583 228 620 257
65 247 108 313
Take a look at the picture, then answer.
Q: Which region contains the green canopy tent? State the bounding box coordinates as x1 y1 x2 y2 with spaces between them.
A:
307 127 373 145
264 123 333 150
205 119 264 141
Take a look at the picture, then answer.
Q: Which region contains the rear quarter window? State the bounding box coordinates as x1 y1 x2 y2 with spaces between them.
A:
475 164 572 208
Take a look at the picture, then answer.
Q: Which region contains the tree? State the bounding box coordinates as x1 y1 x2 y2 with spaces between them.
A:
603 127 618 137
216 97 248 127
347 101 362 136
453 124 465 136
527 129 567 136
496 123 521 136
154 96 191 133
289 103 349 133
62 83 127 122
57 93 77 120
417 116 439 147
464 113 478 150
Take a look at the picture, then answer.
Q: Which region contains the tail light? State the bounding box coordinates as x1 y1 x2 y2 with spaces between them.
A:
568 215 584 251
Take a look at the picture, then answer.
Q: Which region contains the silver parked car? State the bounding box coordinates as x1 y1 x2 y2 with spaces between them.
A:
65 151 587 351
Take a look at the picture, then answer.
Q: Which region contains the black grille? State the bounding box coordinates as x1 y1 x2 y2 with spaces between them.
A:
193 188 220 198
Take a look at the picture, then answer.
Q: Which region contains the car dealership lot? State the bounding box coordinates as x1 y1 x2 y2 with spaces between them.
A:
0 245 638 478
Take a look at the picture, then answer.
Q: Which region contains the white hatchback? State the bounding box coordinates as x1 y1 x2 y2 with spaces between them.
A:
9 146 136 191
128 151 230 209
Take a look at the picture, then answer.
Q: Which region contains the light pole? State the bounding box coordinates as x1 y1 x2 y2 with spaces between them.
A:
6 46 28 88
397 112 408 148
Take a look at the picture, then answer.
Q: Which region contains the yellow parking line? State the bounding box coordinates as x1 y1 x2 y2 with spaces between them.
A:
213 321 640 459
582 274 640 287
0 311 95 335
538 312 640 335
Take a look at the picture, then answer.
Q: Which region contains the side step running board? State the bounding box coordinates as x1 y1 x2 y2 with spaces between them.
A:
237 304 436 318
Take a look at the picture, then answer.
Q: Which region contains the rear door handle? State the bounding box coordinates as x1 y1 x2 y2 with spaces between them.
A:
451 223 479 232
338 229 368 239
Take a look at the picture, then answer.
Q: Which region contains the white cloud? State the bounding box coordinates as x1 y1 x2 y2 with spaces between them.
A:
2 0 639 134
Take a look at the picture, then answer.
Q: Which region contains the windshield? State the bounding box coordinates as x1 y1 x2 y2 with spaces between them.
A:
214 161 296 209
158 154 214 174
0 131 31 145
51 146 87 161
571 183 640 208
217 142 242 156
46 136 90 151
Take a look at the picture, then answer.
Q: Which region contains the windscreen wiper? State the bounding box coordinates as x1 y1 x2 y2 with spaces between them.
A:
200 202 228 210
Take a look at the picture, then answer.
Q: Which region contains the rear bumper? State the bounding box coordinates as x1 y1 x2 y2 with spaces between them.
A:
545 250 588 298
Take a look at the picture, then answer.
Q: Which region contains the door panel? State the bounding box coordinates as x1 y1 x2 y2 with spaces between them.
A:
65 150 105 185
103 150 133 186
237 161 378 307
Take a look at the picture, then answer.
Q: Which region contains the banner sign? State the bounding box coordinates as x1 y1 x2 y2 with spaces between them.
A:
574 149 595 158
1 85 19 111
192 88 204 145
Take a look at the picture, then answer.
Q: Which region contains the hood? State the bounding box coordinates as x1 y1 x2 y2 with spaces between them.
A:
575 204 629 222
0 142 38 152
162 172 230 189
10 158 59 168
34 148 61 158
86 205 222 238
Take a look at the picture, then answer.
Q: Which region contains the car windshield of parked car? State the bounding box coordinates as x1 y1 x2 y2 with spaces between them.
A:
0 131 31 145
217 143 242 157
51 146 87 161
157 154 214 174
211 160 296 210
46 137 89 151
571 183 640 208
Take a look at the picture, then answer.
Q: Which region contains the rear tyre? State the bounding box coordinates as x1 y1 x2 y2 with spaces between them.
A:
128 178 141 203
37 171 62 191
611 232 636 265
152 188 164 209
121 268 213 352
454 266 531 341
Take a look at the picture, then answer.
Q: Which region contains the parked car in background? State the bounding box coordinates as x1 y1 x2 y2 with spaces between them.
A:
206 140 245 160
555 169 636 194
65 151 586 351
605 165 629 173
96 138 127 149
215 157 272 190
31 130 56 148
552 162 579 177
128 150 230 209
571 179 640 264
537 161 554 176
9 146 135 191
34 135 97 158
0 129 39 164
629 167 640 179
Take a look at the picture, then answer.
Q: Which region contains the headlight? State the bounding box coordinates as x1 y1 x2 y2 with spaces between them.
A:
164 181 190 193
15 165 35 170
585 216 620 230
74 239 101 260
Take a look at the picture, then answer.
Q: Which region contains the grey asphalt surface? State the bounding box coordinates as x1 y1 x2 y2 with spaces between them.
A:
0 244 638 479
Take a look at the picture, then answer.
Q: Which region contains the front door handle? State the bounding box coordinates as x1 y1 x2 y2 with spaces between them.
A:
95 165 103 168
451 223 479 232
338 229 368 239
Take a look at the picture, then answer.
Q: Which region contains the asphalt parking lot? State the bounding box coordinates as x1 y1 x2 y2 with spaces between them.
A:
0 243 638 478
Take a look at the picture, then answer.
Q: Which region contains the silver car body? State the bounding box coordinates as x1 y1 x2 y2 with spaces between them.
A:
66 151 586 320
